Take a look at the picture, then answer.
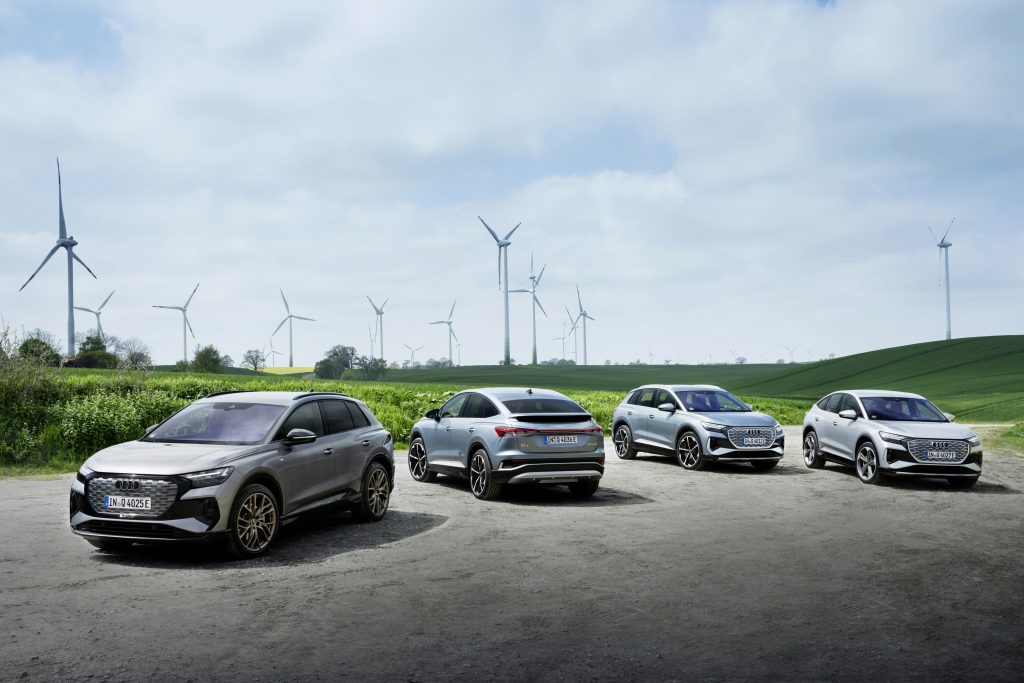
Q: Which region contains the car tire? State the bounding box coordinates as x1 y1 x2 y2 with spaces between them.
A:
86 538 132 551
855 442 882 485
226 483 280 559
750 459 779 471
408 437 436 482
568 480 600 497
353 461 391 522
803 431 826 469
613 424 638 460
948 476 980 489
676 431 706 470
468 448 502 501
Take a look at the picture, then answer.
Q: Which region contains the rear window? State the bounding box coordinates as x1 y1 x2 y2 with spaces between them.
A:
501 398 586 414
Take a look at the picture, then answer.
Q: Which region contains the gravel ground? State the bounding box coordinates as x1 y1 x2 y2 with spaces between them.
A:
2 426 1023 682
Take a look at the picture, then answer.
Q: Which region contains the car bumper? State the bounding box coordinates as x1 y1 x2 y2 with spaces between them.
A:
69 485 224 542
883 449 982 477
490 459 604 485
706 435 785 461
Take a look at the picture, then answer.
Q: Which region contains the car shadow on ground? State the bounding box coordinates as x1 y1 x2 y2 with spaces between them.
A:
430 475 653 507
822 462 1020 494
88 509 448 569
631 455 813 476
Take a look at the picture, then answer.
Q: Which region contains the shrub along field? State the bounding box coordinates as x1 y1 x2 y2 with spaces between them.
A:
0 365 808 472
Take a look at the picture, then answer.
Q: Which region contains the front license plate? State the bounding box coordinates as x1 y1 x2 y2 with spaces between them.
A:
741 437 769 447
544 435 579 445
925 451 958 462
104 496 152 511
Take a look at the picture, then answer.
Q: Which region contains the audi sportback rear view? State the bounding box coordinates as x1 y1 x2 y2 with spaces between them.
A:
802 389 982 486
70 391 395 558
408 388 604 500
611 384 784 470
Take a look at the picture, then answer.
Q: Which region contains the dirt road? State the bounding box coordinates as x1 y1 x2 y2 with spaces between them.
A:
2 427 1023 681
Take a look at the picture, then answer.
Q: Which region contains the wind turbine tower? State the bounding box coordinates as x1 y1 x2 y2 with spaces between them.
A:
479 216 520 366
429 299 458 366
74 290 115 342
367 296 388 361
153 283 200 364
19 159 98 356
403 343 424 364
930 219 955 341
272 289 315 367
566 306 581 364
574 285 595 366
510 254 547 365
551 321 568 361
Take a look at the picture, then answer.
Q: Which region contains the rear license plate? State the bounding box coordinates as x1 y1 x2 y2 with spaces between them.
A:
104 496 152 511
544 435 579 445
925 451 958 461
741 437 768 447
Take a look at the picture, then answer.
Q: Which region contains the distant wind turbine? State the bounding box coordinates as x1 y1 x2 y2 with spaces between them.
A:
267 336 283 368
429 299 458 366
19 158 98 356
510 253 548 365
574 285 595 366
272 289 315 367
551 321 569 360
367 296 388 361
403 343 424 364
74 290 115 342
566 306 581 363
929 218 955 341
783 345 798 363
153 283 200 364
479 216 520 366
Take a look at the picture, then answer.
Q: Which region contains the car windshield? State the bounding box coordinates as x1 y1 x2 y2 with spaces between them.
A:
675 390 750 413
861 396 948 422
144 402 286 445
501 397 586 414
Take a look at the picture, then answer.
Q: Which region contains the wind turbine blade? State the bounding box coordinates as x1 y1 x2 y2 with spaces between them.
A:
152 305 181 310
272 317 289 336
509 289 530 293
534 294 548 317
576 284 583 311
99 289 115 310
530 252 534 275
279 289 290 314
535 265 546 286
73 307 96 314
367 295 377 311
18 245 61 291
503 222 521 241
585 313 595 321
478 216 500 243
404 343 412 351
292 315 315 322
941 217 955 242
185 282 200 307
71 251 97 279
57 157 67 240
449 299 457 319
928 226 939 243
184 313 195 338
415 346 424 352
449 326 459 343
381 298 388 309
429 321 447 325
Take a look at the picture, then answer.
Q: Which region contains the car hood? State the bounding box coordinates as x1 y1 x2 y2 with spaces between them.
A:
872 421 976 440
689 411 778 427
84 440 262 476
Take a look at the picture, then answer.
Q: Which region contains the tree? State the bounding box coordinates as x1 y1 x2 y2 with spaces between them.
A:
19 337 61 367
115 338 152 369
79 334 106 354
192 344 228 373
241 349 266 372
315 345 357 379
736 356 747 365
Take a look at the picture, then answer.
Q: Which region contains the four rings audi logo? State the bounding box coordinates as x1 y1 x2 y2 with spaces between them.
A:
115 479 142 491
930 441 951 449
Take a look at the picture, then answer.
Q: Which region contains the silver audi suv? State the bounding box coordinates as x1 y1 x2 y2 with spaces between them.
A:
611 384 784 470
408 388 605 500
802 389 982 487
69 391 395 558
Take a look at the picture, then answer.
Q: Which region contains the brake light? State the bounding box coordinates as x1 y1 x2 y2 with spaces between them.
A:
495 426 603 436
495 426 535 437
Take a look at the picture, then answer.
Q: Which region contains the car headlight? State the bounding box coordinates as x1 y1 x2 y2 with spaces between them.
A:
701 421 728 433
968 435 982 447
184 466 234 488
879 431 906 444
79 464 93 476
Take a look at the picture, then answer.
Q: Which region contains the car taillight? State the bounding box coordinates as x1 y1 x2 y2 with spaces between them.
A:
495 426 534 437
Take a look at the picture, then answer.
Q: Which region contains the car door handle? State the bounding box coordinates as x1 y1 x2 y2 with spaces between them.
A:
649 415 655 419
445 427 451 432
361 440 370 447
322 448 334 455
627 411 633 415
468 427 476 433
832 421 838 426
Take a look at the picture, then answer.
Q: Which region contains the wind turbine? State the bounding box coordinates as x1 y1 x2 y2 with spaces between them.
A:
429 299 458 366
272 289 315 367
566 306 581 363
929 218 955 341
74 290 115 342
153 283 200 364
267 337 283 368
367 296 388 361
783 345 798 363
551 321 569 360
574 285 595 366
479 216 520 366
19 158 98 357
403 343 424 364
510 254 547 365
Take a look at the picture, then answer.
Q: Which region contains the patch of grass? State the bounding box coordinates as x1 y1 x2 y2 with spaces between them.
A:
992 423 1024 455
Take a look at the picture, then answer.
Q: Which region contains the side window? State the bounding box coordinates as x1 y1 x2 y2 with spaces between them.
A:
321 400 355 434
655 389 676 408
440 393 469 419
839 394 863 417
822 394 842 414
626 390 641 406
462 394 499 419
345 402 371 428
816 396 831 410
274 402 324 440
477 397 499 418
636 388 657 408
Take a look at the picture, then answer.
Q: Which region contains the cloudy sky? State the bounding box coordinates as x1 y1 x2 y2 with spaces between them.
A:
1 0 1021 367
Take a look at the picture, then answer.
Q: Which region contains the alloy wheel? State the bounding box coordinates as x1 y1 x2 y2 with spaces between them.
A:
856 444 878 483
409 440 428 479
469 452 488 497
367 467 390 517
803 434 817 466
614 427 630 458
235 491 277 554
678 433 702 469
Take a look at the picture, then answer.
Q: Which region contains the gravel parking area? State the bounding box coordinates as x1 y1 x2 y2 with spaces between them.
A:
2 426 1023 681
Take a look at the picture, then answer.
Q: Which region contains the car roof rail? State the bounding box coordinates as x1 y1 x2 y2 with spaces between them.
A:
203 390 256 398
293 391 351 400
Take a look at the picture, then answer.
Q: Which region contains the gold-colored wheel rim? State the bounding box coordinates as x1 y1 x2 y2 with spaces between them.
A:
236 491 277 553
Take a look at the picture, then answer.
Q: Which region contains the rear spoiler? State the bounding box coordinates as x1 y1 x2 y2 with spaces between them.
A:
511 413 592 423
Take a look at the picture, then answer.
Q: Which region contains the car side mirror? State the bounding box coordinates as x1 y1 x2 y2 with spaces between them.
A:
657 403 677 413
838 409 857 420
144 424 158 435
943 412 956 422
425 408 440 421
283 428 317 446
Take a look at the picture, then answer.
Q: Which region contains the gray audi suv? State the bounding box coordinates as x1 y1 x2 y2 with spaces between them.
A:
611 384 784 470
408 388 605 500
802 389 982 487
70 391 395 558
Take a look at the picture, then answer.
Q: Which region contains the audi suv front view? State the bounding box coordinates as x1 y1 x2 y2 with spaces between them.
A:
611 384 784 470
408 388 605 500
70 391 395 558
801 389 982 487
